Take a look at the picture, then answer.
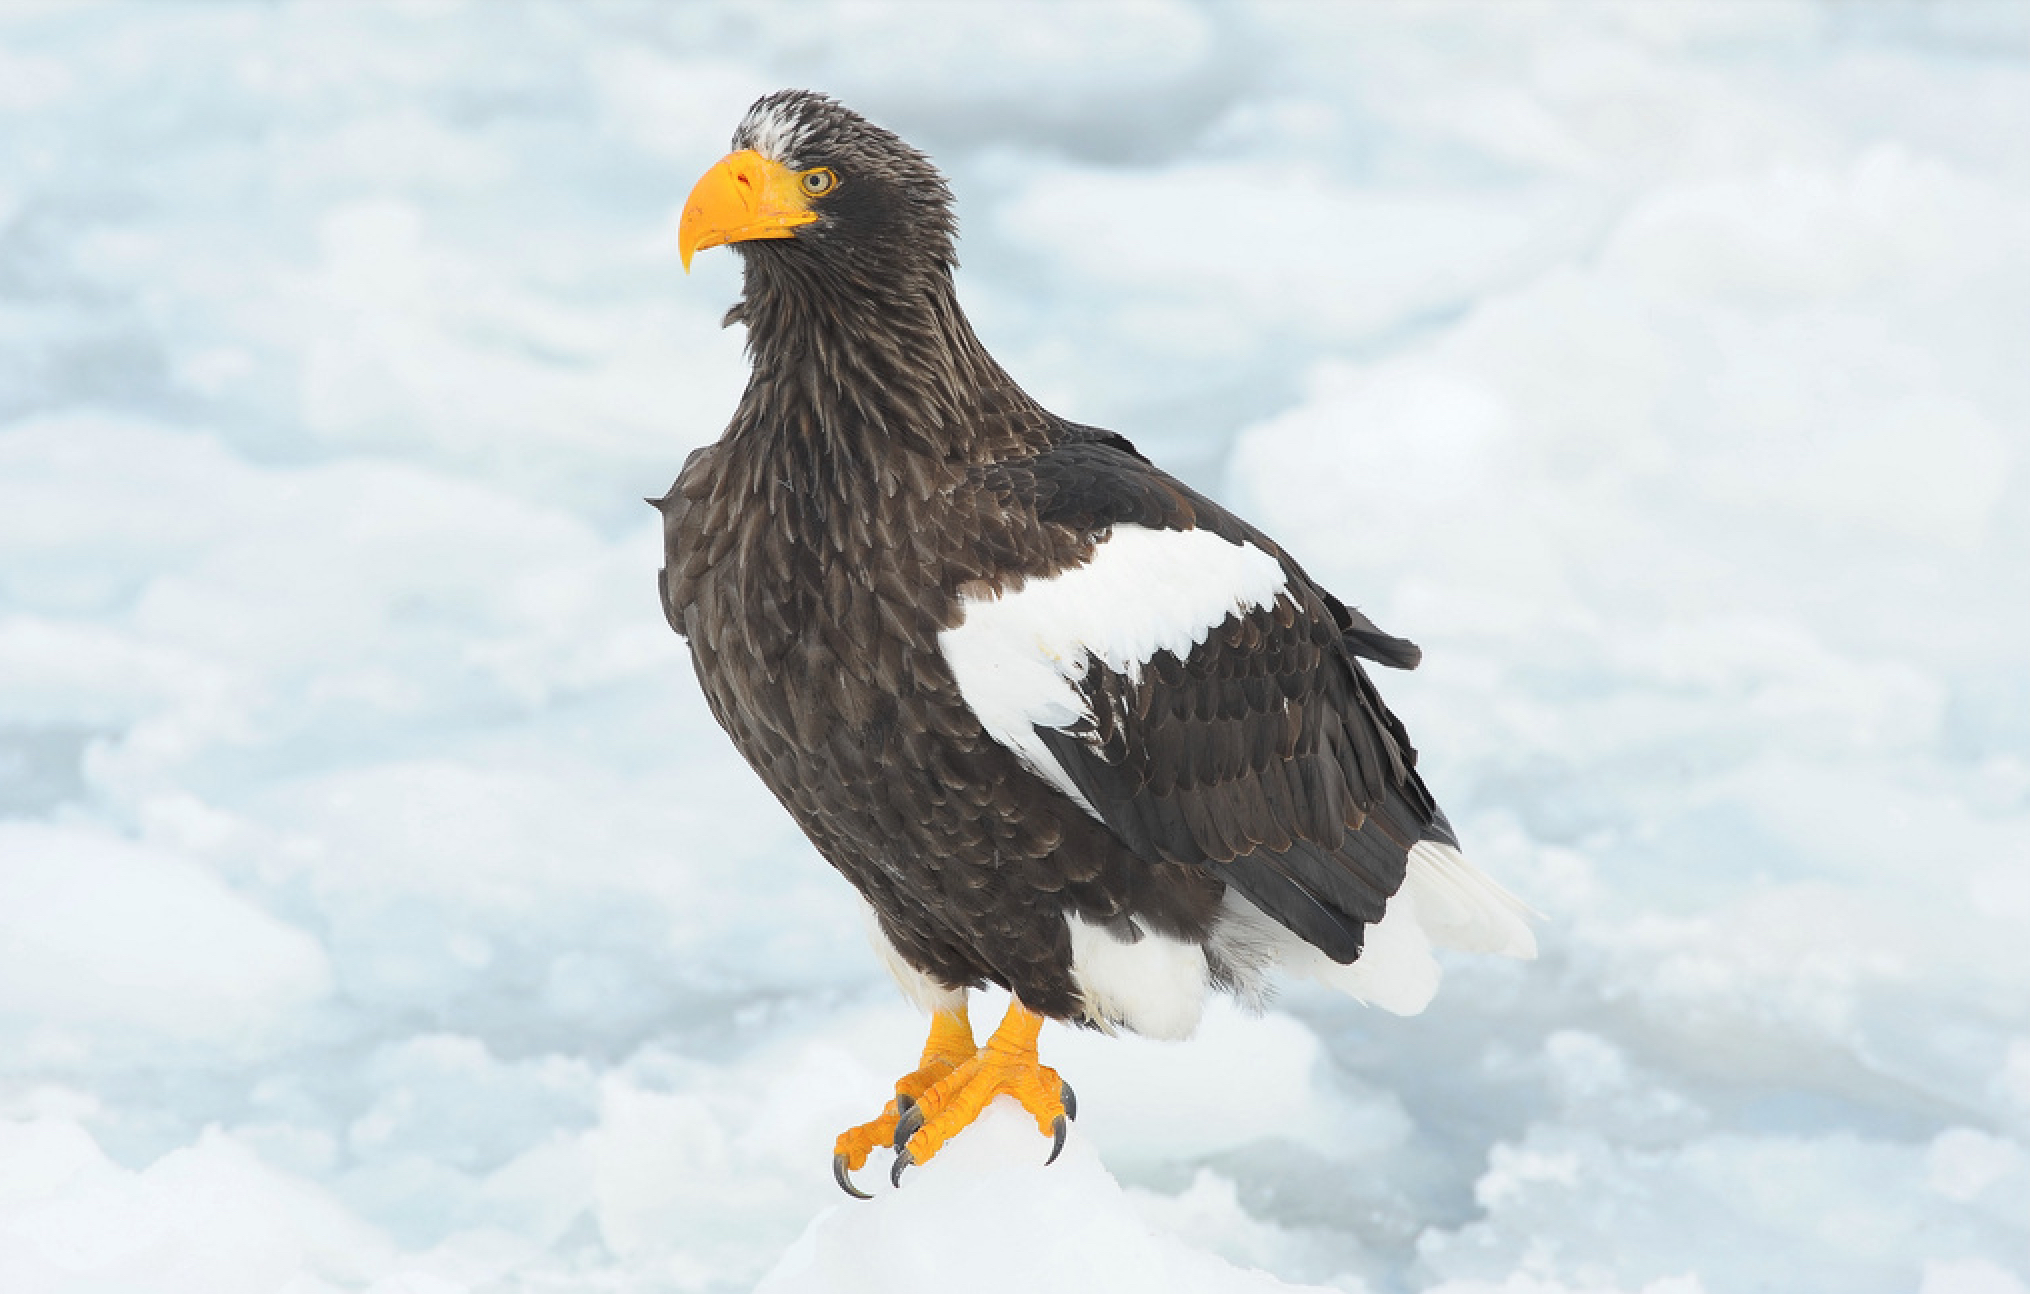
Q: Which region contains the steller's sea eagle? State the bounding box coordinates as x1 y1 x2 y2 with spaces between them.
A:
657 90 1536 1197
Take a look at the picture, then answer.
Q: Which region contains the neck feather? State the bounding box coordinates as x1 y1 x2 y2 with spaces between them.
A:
727 250 1047 491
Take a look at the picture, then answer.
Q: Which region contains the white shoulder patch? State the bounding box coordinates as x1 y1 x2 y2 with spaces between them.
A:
938 524 1288 812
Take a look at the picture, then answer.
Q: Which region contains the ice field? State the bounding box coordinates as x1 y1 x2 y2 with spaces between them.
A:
2 3 2027 1291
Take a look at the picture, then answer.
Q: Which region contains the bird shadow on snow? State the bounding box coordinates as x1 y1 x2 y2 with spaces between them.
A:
756 1101 1329 1294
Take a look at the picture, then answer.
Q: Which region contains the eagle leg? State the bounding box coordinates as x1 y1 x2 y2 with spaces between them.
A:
831 1001 977 1197
887 999 1071 1186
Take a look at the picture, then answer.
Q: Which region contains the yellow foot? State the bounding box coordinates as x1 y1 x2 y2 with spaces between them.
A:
888 1000 1075 1187
831 1004 977 1199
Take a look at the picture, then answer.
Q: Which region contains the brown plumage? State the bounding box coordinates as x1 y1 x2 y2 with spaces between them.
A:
658 90 1533 1047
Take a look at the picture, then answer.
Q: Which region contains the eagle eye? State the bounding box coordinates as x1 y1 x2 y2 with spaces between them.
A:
800 167 837 198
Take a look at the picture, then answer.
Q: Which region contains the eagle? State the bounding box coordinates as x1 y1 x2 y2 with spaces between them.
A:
658 90 1536 1198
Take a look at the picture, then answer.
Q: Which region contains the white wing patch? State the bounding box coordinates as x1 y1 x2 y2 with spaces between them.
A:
938 524 1289 812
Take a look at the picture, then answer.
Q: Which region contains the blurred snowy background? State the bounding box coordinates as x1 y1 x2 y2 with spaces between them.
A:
2 2 2027 1292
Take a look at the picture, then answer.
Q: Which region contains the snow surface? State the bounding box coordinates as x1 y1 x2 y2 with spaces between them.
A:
3 3 2028 1292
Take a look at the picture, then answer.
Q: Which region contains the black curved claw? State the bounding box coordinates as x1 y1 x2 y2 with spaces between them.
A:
895 1092 917 1120
1060 1081 1077 1122
833 1153 873 1201
890 1145 914 1188
892 1101 926 1152
1046 1114 1068 1166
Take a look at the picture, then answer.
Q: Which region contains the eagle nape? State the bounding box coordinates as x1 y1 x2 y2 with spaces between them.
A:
664 90 1538 1201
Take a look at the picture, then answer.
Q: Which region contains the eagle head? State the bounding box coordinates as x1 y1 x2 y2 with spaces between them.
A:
679 90 956 280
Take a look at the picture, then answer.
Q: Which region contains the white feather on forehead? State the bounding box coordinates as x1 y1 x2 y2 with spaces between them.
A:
735 97 818 165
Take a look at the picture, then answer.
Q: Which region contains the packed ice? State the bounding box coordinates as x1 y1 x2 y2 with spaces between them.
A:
1 3 2026 1292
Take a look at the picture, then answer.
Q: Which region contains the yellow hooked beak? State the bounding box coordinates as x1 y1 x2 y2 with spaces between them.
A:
678 149 820 271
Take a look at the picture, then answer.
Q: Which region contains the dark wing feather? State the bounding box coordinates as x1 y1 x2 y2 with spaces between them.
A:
1010 430 1447 964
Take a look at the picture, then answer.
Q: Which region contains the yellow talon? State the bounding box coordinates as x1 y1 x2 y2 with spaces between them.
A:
832 999 1072 1194
891 1001 1068 1175
831 1003 978 1186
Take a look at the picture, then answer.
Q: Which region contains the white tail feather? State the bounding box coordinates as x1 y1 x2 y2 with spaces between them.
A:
1210 840 1539 1019
1402 840 1539 959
